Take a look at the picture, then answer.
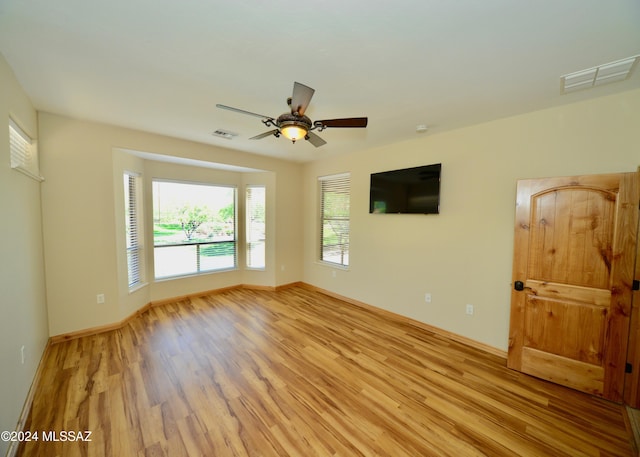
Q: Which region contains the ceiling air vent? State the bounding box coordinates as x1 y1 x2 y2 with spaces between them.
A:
211 129 238 140
561 55 639 93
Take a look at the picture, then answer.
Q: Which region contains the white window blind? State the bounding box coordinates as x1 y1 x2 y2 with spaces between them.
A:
9 118 43 181
246 186 266 269
124 173 144 289
319 173 350 267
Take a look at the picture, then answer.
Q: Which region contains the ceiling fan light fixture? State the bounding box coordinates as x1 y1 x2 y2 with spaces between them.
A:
280 123 308 142
277 112 312 143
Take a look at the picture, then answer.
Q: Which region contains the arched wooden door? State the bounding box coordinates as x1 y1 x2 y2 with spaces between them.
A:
507 172 638 402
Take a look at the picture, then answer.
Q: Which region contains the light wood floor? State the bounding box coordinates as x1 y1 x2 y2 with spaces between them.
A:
18 286 635 456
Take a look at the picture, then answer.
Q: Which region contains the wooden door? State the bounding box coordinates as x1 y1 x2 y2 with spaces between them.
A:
507 172 638 402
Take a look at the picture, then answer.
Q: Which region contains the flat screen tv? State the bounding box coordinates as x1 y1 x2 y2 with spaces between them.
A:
369 163 441 214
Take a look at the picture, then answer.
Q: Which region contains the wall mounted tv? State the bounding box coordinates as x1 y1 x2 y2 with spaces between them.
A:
369 163 441 214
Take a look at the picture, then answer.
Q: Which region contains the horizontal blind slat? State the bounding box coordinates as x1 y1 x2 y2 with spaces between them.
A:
319 173 350 267
124 173 144 288
9 120 43 181
246 185 266 269
9 124 32 167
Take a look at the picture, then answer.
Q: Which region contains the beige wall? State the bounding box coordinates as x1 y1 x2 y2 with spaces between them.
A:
0 54 49 455
40 113 304 336
3 48 639 447
302 89 640 352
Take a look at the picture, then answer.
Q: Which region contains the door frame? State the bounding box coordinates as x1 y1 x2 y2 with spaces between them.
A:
624 167 640 407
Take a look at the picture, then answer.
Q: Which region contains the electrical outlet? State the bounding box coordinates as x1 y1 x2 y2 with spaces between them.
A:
466 304 474 315
425 293 432 303
97 293 105 304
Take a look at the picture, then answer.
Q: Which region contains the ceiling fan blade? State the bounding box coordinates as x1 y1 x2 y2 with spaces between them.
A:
250 129 279 140
305 131 327 148
216 104 274 120
290 82 315 116
316 117 368 128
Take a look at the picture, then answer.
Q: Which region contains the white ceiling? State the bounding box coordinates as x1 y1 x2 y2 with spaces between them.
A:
1 1 639 163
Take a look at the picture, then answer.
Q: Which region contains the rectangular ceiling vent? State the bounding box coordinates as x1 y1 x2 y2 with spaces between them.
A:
561 55 639 94
212 129 238 140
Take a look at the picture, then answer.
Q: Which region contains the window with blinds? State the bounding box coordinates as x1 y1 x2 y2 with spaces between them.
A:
246 186 266 269
9 118 43 181
124 172 144 289
319 173 350 267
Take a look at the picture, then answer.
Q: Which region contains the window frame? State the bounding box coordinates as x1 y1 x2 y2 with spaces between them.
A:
9 117 43 182
151 179 238 279
124 171 145 291
245 185 266 270
319 172 351 268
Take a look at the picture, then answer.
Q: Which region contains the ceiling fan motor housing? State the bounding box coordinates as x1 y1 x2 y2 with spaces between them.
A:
277 112 312 131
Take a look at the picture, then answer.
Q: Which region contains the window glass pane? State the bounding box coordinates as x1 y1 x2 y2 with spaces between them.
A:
320 174 350 267
153 180 236 278
246 186 266 269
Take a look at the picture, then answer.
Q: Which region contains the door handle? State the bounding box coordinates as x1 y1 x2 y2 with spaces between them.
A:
514 281 525 291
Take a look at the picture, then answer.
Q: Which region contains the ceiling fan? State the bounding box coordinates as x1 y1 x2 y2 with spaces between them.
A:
216 82 367 148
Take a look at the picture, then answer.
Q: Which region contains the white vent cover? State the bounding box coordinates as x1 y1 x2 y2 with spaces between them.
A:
212 129 238 139
561 55 639 93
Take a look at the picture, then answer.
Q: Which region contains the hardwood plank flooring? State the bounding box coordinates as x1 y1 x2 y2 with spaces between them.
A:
17 287 635 456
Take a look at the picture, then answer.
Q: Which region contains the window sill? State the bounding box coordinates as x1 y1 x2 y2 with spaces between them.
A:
128 282 148 294
316 261 350 271
154 267 238 282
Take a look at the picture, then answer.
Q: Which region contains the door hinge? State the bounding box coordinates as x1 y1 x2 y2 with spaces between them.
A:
626 363 633 374
633 279 640 291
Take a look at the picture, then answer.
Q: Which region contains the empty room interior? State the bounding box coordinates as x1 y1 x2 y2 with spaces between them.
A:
1 1 640 456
